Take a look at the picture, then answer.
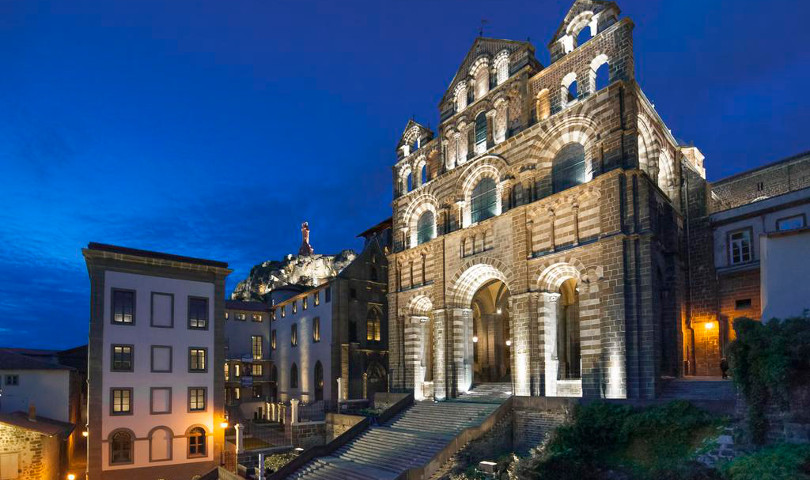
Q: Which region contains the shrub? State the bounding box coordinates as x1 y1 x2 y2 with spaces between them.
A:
722 443 810 480
729 316 810 443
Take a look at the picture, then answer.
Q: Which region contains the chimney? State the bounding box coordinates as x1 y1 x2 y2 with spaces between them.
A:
28 403 37 422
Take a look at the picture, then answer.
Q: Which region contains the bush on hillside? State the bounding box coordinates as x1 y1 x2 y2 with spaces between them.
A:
722 443 810 480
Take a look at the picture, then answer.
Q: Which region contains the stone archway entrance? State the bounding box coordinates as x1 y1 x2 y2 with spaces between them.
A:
471 279 511 383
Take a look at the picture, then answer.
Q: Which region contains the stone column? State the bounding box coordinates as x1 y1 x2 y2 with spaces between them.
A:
290 399 299 424
548 208 557 252
451 308 473 394
539 292 561 397
508 293 536 397
573 204 580 245
526 219 534 259
235 423 244 454
432 309 447 400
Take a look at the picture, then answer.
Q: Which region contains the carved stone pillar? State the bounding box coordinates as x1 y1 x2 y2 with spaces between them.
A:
548 208 557 252
539 292 561 397
432 309 448 400
526 219 534 259
573 203 580 245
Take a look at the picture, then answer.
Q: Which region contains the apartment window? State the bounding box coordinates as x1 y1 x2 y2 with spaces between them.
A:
188 297 208 329
224 363 230 382
112 289 135 325
150 387 171 414
777 214 805 231
187 427 206 457
292 301 298 314
251 363 263 377
367 309 382 342
5 375 19 386
736 298 752 310
225 312 229 320
234 363 241 378
111 345 133 372
314 291 320 306
188 387 206 412
325 287 331 303
253 385 263 398
350 288 357 300
236 313 246 321
189 348 207 372
303 297 308 310
291 324 298 347
313 317 321 343
271 309 276 321
110 430 134 464
111 388 133 415
234 387 241 400
252 313 262 322
151 345 172 373
281 306 286 318
271 329 277 350
251 336 263 360
729 229 753 265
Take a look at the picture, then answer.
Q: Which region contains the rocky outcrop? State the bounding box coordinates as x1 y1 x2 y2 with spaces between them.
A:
231 250 356 301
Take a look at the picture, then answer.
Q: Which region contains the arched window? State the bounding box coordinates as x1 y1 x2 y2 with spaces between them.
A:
188 427 206 457
416 211 436 245
535 89 550 122
420 164 428 185
314 361 324 401
590 54 610 93
149 427 172 462
577 25 591 47
557 278 581 380
561 73 578 108
110 430 133 465
290 363 298 389
471 178 497 224
552 143 587 193
495 51 510 85
367 308 381 342
406 173 413 192
474 112 488 151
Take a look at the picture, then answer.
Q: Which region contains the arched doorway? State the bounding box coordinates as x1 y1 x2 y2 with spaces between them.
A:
471 279 511 383
557 278 581 380
364 361 387 400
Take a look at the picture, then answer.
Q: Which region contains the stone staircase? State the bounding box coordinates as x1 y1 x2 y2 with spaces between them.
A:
659 377 736 401
288 384 511 479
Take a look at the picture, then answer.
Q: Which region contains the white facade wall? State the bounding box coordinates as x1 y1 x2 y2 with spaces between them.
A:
0 369 70 422
274 289 332 404
101 270 215 471
760 229 810 321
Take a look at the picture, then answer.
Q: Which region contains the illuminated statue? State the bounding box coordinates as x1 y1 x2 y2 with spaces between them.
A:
299 221 314 256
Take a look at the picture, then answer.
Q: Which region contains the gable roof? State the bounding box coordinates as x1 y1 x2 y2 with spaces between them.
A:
0 411 74 437
0 349 74 371
440 37 535 105
397 119 433 150
548 0 620 45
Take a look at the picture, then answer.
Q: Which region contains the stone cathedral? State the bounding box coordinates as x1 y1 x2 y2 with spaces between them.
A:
386 0 709 401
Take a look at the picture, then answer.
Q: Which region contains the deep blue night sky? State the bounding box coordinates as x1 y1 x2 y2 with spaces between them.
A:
1 0 808 349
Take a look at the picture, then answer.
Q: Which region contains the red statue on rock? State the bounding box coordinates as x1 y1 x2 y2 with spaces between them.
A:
299 221 314 256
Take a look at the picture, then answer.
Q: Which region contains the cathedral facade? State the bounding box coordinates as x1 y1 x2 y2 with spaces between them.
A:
387 0 706 400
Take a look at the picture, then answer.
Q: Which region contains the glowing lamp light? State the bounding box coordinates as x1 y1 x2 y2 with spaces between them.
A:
472 335 479 343
220 421 229 429
81 431 88 438
704 322 715 330
505 339 512 347
67 474 76 480
496 308 502 315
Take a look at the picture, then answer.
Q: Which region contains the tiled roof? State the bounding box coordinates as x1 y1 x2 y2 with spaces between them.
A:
0 349 73 371
0 411 74 437
225 300 271 312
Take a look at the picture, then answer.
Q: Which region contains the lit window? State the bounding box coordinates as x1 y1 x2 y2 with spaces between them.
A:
271 329 276 350
471 178 497 223
271 309 276 320
313 317 321 343
314 292 320 306
188 297 208 329
188 387 206 411
224 363 229 381
251 363 263 376
112 289 135 325
189 348 207 372
234 363 241 378
111 388 132 415
252 313 262 322
367 309 381 342
225 312 229 320
729 229 753 265
281 306 286 318
292 301 297 314
777 214 805 231
291 324 298 346
251 335 263 359
111 345 133 372
237 312 246 321
302 297 308 310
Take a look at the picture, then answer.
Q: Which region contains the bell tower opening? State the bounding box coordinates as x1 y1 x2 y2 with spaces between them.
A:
471 279 511 383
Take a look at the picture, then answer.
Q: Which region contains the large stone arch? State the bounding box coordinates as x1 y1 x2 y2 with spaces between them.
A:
637 111 660 177
532 116 600 180
448 257 516 308
401 193 440 248
407 294 433 316
456 155 508 227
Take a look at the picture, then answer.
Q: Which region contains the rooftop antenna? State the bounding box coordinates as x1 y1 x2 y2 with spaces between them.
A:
479 19 489 37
